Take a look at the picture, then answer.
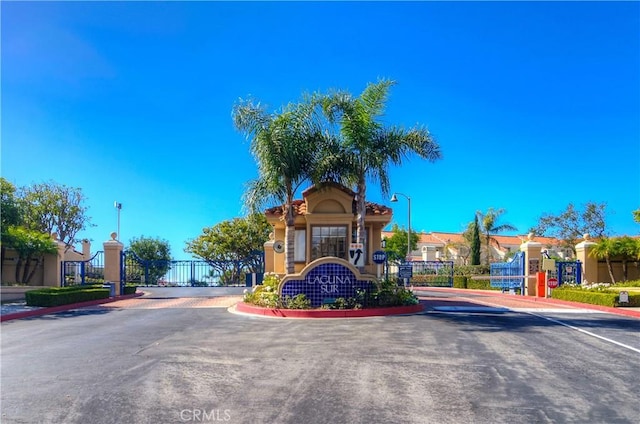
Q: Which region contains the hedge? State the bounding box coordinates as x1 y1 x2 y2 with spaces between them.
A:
465 278 501 291
411 274 453 287
123 285 137 295
26 287 110 307
551 288 640 307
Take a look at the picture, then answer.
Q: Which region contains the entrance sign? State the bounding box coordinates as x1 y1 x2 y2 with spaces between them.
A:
547 277 558 288
280 260 375 307
349 243 365 267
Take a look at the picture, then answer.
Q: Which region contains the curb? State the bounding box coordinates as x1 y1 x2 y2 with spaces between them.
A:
412 287 640 319
0 292 144 322
234 301 424 319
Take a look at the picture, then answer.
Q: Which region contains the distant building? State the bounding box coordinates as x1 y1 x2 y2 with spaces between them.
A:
381 230 572 265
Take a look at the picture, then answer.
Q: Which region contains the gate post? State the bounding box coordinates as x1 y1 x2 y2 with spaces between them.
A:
520 233 542 296
575 234 597 284
103 232 124 295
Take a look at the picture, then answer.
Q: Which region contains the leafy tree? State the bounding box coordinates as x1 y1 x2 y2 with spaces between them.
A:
2 226 57 284
383 224 419 264
530 202 607 254
614 236 638 281
317 79 441 269
127 236 172 285
233 97 326 274
477 208 517 265
185 214 271 284
19 180 92 249
590 237 617 283
1 178 22 232
633 208 640 224
470 215 482 266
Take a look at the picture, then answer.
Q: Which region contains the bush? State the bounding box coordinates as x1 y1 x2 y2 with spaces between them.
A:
465 278 501 291
453 276 467 289
282 294 312 309
123 285 137 295
26 287 110 307
454 265 490 276
411 274 452 287
243 273 281 308
552 287 640 307
613 280 640 288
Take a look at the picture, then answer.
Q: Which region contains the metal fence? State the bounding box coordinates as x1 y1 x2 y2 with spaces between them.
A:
490 251 525 290
61 251 105 286
387 260 455 287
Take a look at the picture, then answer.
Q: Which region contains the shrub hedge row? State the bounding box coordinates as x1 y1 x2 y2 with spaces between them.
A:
551 288 640 307
26 286 110 307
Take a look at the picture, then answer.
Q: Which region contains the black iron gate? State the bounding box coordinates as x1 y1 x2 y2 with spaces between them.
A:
120 251 264 287
61 251 105 286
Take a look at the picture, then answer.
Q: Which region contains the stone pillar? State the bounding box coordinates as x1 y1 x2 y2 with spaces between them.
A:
42 233 66 286
103 232 124 295
520 233 542 296
82 239 91 259
576 234 597 284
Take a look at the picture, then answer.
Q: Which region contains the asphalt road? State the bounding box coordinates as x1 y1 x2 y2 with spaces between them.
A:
1 293 639 424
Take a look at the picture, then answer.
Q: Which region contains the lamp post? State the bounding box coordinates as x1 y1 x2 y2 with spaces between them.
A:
390 192 411 262
114 201 122 242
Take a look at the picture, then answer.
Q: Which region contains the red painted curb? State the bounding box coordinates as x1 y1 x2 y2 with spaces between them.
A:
234 302 424 318
0 292 144 322
412 287 640 318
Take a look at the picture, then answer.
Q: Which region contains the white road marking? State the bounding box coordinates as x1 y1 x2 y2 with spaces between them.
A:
525 311 640 354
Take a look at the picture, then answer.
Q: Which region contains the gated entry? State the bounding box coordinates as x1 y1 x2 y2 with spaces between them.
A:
490 251 525 291
121 250 264 287
61 251 105 286
549 260 582 286
389 260 455 287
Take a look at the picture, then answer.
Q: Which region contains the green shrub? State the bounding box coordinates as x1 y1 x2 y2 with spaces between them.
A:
552 287 640 307
613 280 640 288
243 273 281 308
453 276 467 288
465 278 501 291
26 287 110 307
454 265 490 276
411 274 452 287
282 294 312 309
123 285 137 295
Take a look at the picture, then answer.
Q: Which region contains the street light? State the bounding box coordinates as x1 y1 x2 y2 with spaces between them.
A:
114 201 122 241
390 192 411 262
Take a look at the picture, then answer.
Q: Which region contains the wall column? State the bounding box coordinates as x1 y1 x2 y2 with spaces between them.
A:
42 233 66 287
520 233 542 296
575 234 597 284
103 232 124 295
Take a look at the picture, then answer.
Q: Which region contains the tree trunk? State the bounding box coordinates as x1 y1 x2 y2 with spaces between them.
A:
284 205 295 275
622 259 628 282
15 258 23 283
356 180 366 272
605 257 616 284
25 256 42 284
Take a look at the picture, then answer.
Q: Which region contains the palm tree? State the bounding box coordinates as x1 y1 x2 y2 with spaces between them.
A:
590 237 617 283
317 79 441 267
476 208 517 265
614 236 637 282
233 97 326 274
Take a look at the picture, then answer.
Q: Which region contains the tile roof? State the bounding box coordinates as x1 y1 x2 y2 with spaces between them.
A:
264 199 392 217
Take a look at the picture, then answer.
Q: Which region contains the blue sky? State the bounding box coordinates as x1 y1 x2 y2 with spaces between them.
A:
2 1 639 260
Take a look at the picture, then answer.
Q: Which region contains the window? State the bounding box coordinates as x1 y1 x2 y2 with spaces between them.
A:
311 226 347 261
294 229 306 262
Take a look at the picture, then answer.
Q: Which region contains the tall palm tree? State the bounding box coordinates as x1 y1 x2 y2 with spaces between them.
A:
476 208 517 265
233 97 326 274
590 237 617 283
317 79 441 267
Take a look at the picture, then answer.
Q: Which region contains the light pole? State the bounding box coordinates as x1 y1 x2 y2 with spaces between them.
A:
390 192 411 262
114 201 122 241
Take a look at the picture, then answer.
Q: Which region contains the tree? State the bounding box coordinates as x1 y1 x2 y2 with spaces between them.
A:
476 208 517 265
233 97 327 274
470 215 482 266
2 226 57 284
633 208 640 224
317 79 441 269
185 214 271 284
530 202 607 254
383 224 419 264
19 181 92 249
1 178 22 232
614 236 638 281
590 237 617 283
127 236 172 285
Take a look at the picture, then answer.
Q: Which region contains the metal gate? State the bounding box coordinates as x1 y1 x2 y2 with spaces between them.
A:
121 250 264 287
61 251 105 286
490 251 525 291
550 260 582 286
409 261 455 287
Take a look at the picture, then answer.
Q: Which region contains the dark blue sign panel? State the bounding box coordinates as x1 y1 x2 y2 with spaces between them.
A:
372 250 387 264
280 262 374 307
398 264 413 279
